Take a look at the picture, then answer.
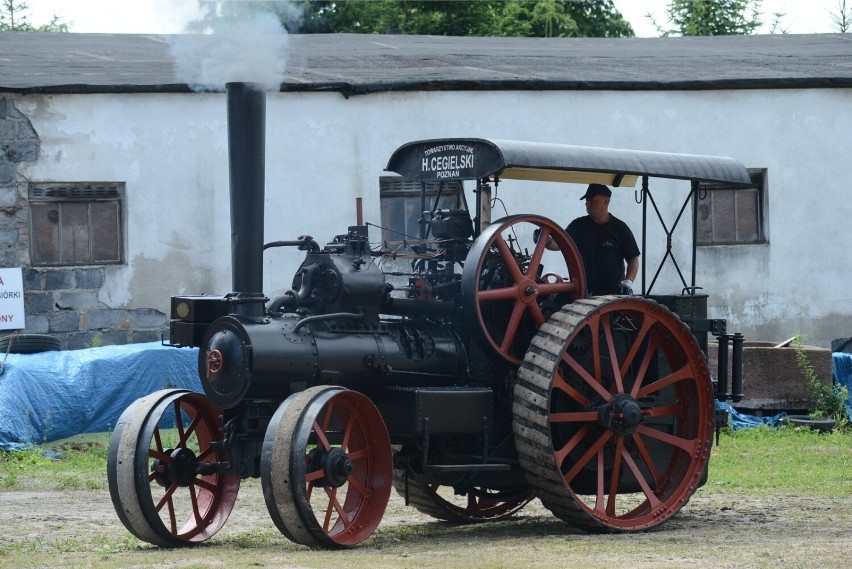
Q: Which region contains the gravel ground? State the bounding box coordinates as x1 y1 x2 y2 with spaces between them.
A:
2 480 851 568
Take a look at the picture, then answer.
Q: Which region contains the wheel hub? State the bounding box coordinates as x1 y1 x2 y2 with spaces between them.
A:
598 394 644 436
151 447 199 488
309 447 353 488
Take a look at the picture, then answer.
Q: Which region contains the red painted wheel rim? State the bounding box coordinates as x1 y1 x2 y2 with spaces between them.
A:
143 392 239 542
109 389 240 546
303 390 392 545
263 387 392 548
548 299 713 529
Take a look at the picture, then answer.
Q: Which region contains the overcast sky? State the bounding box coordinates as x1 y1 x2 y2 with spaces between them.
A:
27 0 847 35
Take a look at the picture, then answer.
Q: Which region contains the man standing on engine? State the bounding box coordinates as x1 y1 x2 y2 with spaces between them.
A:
549 184 639 296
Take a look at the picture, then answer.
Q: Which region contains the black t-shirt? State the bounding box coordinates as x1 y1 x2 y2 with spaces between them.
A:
566 214 640 295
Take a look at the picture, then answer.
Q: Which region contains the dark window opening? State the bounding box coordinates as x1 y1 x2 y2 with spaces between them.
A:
29 182 124 266
696 170 765 246
379 177 463 242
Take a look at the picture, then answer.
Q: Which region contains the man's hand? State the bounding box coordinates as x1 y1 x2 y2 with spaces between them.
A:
620 279 633 295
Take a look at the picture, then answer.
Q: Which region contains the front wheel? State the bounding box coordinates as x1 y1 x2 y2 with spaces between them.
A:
107 389 240 546
261 386 393 548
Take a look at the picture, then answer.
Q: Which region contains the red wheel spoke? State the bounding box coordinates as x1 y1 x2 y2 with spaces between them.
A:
644 403 684 418
477 286 520 302
194 477 217 493
188 484 203 525
553 424 591 464
594 447 606 512
605 437 626 516
347 447 369 461
616 316 654 387
631 432 663 487
347 476 368 496
165 494 177 534
629 333 661 398
153 427 165 454
177 413 202 448
148 448 172 463
323 487 350 532
173 402 186 442
320 400 336 435
561 351 612 402
196 447 215 461
500 301 527 353
601 314 624 394
306 469 325 483
550 410 599 423
527 230 549 277
563 430 613 485
553 370 591 407
621 448 663 510
341 413 356 450
155 483 178 513
587 317 603 385
494 236 524 283
637 364 694 398
528 301 546 327
636 425 698 454
312 420 332 451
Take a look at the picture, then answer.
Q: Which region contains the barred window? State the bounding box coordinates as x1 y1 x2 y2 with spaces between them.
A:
696 170 766 246
29 182 124 266
379 177 463 242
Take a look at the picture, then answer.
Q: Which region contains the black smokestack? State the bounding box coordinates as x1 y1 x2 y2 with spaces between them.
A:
227 82 266 317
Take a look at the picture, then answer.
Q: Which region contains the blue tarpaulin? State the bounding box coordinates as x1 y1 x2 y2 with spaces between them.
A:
832 352 852 419
715 400 787 430
0 342 200 450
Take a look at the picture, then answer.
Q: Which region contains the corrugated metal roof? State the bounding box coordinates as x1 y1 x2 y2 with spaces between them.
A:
2 32 852 95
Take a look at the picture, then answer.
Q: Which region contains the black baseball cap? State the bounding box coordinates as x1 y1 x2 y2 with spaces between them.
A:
579 184 612 200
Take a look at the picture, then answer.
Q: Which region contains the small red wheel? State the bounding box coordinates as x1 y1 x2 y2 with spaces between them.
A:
514 297 714 531
107 389 240 546
392 471 532 522
261 386 392 548
461 215 586 365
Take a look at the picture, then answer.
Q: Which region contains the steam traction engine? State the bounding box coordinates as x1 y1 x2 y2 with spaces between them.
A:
107 84 749 548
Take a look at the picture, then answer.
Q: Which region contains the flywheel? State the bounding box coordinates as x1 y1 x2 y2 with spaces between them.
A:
461 215 586 365
512 296 714 531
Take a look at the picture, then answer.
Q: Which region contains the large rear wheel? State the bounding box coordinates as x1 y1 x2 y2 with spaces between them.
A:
513 297 714 531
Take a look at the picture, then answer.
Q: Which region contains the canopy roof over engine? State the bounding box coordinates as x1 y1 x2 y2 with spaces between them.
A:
385 138 752 188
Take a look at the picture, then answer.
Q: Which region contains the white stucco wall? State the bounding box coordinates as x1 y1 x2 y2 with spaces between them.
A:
14 87 852 347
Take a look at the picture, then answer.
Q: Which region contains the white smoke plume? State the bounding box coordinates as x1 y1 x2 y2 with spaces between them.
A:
170 1 299 92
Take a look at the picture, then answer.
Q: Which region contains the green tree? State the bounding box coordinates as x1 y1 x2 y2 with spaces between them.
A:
654 0 763 36
0 0 67 31
830 0 852 32
289 0 634 38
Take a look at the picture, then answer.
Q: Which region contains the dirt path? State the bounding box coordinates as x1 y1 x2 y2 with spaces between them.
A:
2 482 851 568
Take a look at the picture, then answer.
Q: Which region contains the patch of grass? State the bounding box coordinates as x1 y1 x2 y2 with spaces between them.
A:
221 530 280 549
707 426 852 495
0 434 109 491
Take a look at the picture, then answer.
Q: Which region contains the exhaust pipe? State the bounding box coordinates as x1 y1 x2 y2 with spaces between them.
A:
226 82 266 319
